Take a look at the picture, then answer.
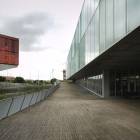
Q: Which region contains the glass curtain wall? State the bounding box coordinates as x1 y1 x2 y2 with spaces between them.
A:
66 0 140 80
66 0 100 79
75 71 102 96
109 69 140 97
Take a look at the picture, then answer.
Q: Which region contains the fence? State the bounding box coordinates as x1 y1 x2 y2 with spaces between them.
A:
0 82 60 121
0 82 52 94
0 83 28 88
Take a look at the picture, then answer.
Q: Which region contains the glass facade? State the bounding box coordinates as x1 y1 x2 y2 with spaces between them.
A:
66 0 140 80
76 71 102 96
109 69 140 97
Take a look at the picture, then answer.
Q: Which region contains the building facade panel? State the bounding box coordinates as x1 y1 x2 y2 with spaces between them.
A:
0 34 19 66
114 0 126 42
127 0 140 33
99 0 105 54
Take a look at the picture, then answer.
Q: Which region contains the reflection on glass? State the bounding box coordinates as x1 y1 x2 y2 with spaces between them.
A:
129 69 135 78
116 79 121 96
109 69 115 96
116 70 121 96
130 79 135 92
122 71 128 93
110 79 115 96
75 71 102 96
110 69 115 78
136 79 140 92
116 70 121 79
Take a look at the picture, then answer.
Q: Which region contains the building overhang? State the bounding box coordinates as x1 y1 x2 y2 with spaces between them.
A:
68 26 140 80
0 64 18 71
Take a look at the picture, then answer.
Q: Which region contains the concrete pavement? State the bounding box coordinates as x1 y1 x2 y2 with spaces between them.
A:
0 82 140 140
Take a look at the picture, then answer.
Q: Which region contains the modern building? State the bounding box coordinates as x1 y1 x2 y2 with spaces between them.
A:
66 0 140 98
63 69 66 80
0 34 19 71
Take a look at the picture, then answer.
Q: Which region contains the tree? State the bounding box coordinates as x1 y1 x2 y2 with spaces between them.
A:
13 77 25 83
45 81 50 84
50 78 56 85
27 80 31 84
33 80 37 84
0 76 6 82
39 80 43 85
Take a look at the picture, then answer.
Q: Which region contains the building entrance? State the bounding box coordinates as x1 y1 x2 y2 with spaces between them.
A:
109 69 140 98
129 79 135 92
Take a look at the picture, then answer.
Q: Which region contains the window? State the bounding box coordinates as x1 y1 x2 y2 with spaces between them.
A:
12 40 15 53
5 38 8 46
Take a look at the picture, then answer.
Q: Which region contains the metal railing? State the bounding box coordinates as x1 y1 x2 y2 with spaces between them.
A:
0 82 52 95
0 82 60 121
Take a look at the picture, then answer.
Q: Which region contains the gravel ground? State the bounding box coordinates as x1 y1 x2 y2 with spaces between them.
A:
0 82 140 140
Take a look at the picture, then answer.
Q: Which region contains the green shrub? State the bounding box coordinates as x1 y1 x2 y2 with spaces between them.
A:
0 89 4 94
0 76 6 82
45 82 50 84
11 95 15 98
13 77 26 83
18 93 23 96
50 78 56 85
27 91 31 94
0 95 7 100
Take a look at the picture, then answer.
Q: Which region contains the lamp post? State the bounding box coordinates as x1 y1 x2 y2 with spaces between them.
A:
30 73 31 85
50 72 51 80
38 71 39 85
52 69 54 79
10 74 11 82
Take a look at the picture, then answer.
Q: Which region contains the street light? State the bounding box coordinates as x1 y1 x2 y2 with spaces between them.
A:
52 69 54 79
30 73 31 85
38 71 39 85
10 73 11 82
50 72 51 80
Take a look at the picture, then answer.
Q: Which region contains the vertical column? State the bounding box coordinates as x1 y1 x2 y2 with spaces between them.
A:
128 70 130 92
102 69 109 98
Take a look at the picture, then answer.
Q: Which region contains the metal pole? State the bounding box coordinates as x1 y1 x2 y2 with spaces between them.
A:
30 73 31 85
52 69 54 79
38 71 39 85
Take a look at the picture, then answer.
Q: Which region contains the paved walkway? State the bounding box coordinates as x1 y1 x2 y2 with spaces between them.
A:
70 83 102 99
0 82 140 140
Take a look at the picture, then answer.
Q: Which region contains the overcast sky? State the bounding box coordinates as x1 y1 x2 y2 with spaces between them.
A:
0 0 84 80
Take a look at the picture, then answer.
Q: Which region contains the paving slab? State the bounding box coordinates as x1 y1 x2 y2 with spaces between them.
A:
0 82 140 140
70 83 102 99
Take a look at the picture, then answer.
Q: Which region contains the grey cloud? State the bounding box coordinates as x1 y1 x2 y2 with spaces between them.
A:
0 12 61 52
59 62 65 65
62 49 69 52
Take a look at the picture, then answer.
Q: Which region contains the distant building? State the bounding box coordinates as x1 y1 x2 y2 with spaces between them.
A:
63 69 66 80
2 76 15 81
25 79 34 82
0 34 19 71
